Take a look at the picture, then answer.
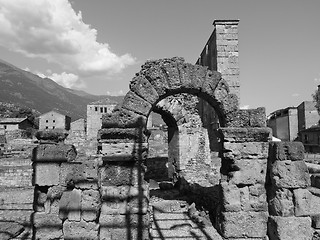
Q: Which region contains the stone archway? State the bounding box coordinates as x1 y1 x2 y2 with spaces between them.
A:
97 57 240 239
101 57 238 132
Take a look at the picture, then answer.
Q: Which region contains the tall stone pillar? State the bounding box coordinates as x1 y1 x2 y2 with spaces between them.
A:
267 142 313 240
197 19 240 101
98 126 150 240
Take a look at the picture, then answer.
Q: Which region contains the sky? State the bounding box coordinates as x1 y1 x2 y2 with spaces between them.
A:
0 0 320 116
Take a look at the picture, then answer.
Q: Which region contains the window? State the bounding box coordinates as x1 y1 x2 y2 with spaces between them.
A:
4 125 7 129
53 120 55 123
46 120 48 123
100 107 103 113
95 107 98 111
45 126 48 129
53 126 55 129
104 107 107 113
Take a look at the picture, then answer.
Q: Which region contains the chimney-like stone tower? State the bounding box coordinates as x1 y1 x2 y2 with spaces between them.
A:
197 19 240 101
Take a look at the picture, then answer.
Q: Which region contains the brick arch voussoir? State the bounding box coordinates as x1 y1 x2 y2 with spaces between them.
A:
121 90 152 117
129 74 159 105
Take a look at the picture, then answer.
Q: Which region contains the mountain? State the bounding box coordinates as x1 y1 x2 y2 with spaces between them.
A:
0 59 123 120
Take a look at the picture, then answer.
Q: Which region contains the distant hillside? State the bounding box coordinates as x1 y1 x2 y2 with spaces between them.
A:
0 59 124 121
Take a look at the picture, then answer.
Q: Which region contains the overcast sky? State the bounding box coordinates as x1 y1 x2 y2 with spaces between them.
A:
0 0 320 115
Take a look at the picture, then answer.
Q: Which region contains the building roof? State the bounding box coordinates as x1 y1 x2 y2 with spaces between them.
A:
40 110 69 118
89 98 118 105
0 118 28 124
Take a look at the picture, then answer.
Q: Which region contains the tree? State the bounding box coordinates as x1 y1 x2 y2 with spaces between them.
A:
313 86 320 115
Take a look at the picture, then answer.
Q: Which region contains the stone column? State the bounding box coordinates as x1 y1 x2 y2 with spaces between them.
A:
218 127 271 239
32 130 100 240
267 142 313 240
98 127 150 240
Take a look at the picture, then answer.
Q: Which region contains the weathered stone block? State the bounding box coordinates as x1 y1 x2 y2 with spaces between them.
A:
293 188 311 217
269 188 294 217
226 108 266 127
60 162 98 188
268 216 313 240
59 189 81 221
121 91 152 117
221 182 241 212
269 142 305 161
100 185 149 214
218 127 272 143
230 159 267 186
99 213 149 228
101 142 148 160
34 163 60 186
100 162 145 186
142 64 169 96
63 220 98 240
221 211 268 238
161 60 181 90
32 144 77 162
33 212 62 239
129 75 159 104
270 160 310 188
100 227 149 240
201 70 221 96
0 221 24 240
81 189 101 222
101 108 147 129
35 129 68 143
98 128 148 142
223 142 269 160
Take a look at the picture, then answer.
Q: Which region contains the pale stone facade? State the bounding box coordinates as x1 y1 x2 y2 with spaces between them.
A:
39 110 71 130
86 99 117 140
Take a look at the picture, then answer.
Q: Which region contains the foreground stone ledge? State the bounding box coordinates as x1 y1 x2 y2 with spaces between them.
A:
270 160 310 189
32 144 77 162
225 108 266 127
223 142 269 160
63 220 99 240
218 127 272 143
221 211 268 238
269 142 305 161
268 216 312 240
102 108 147 129
99 213 149 228
100 142 148 156
98 128 149 142
100 226 149 240
35 129 68 143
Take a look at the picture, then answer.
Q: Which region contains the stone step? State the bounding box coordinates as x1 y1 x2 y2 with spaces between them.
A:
150 200 223 240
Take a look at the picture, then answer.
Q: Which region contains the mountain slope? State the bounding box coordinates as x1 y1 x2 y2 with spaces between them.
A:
0 59 123 120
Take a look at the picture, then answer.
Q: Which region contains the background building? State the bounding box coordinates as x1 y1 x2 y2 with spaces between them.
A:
267 101 319 142
0 118 33 131
86 99 117 139
39 110 71 130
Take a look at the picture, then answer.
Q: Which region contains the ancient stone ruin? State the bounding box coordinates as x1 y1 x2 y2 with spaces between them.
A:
1 20 320 240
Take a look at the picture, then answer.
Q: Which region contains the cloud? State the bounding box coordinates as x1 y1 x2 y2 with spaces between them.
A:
292 93 300 97
240 105 250 110
0 0 136 77
33 69 85 89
